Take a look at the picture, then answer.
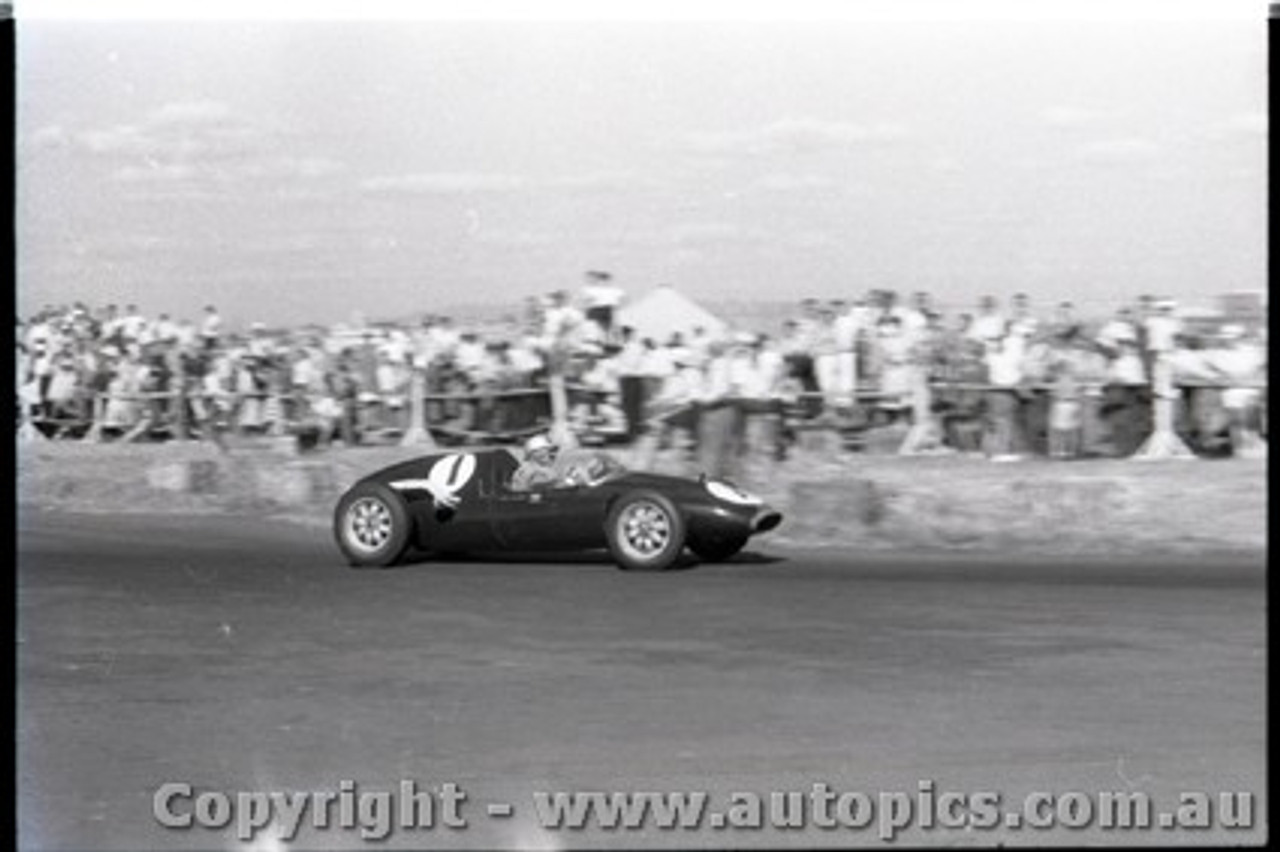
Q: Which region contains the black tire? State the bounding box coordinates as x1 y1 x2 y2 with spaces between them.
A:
606 490 687 571
333 482 413 568
690 537 747 563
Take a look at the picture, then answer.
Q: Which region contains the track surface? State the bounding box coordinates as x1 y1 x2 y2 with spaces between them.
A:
17 511 1266 849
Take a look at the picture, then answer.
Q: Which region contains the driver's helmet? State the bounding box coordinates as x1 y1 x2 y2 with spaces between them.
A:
523 433 557 460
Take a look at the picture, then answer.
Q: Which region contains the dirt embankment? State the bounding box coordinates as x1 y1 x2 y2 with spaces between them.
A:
17 439 1267 559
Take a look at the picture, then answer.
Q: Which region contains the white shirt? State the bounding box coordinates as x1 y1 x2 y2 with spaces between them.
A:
968 313 1007 344
508 341 544 374
292 356 318 388
581 283 624 309
986 336 1025 387
200 313 222 339
1108 351 1147 385
614 340 647 376
543 305 585 341
120 313 147 341
653 366 703 406
376 362 408 394
900 309 930 344
1145 315 1181 353
833 311 861 351
640 347 675 379
1096 319 1138 349
454 340 488 373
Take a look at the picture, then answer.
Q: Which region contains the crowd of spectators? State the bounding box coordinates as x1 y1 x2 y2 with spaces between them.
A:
16 278 1267 461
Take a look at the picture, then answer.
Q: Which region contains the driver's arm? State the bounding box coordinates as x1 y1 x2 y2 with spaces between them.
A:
511 463 556 492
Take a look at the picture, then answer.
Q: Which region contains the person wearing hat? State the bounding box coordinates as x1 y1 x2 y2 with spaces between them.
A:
1097 306 1149 457
967 295 1006 345
581 270 624 336
510 433 575 492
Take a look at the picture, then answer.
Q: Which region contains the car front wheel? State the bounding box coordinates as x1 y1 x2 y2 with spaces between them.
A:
334 482 413 568
606 491 687 571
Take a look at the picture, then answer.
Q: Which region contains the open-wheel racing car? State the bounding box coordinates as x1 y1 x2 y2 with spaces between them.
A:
333 447 783 571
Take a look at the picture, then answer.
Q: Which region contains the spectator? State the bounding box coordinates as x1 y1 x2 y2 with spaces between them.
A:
1098 308 1150 457
119 304 146 344
1046 329 1086 459
983 322 1027 461
697 340 745 480
1208 325 1265 456
1010 292 1039 339
968 295 1005 345
779 317 820 418
580 271 624 337
199 305 222 351
876 315 914 421
1052 301 1077 336
832 299 861 410
811 304 841 415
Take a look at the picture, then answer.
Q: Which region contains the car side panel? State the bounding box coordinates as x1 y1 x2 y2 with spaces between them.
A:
489 486 612 550
366 451 500 552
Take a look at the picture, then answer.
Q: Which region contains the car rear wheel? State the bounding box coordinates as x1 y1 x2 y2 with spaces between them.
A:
690 536 747 563
606 490 687 571
334 482 413 568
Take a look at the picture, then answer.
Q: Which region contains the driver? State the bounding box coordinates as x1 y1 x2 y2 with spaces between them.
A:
510 434 562 491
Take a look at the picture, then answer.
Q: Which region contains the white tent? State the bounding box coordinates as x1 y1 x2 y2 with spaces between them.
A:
615 285 729 344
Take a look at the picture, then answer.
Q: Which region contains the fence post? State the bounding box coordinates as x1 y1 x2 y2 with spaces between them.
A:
83 394 105 443
898 370 946 455
1228 389 1267 460
1232 418 1267 459
546 346 576 448
17 397 46 442
1132 355 1195 460
400 369 436 448
266 389 286 438
122 395 154 443
174 364 190 441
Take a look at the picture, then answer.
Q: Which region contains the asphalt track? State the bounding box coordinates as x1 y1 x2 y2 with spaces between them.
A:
17 511 1266 849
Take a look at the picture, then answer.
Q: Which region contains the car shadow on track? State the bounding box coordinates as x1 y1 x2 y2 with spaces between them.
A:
398 549 788 571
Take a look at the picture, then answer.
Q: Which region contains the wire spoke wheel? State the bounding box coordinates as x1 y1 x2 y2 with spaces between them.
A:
607 491 686 571
619 501 671 557
346 497 394 553
333 482 412 568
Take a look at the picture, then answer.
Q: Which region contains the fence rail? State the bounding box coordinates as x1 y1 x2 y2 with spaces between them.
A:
17 372 1267 459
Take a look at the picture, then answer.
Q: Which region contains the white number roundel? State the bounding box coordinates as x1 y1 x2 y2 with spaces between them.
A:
426 453 477 497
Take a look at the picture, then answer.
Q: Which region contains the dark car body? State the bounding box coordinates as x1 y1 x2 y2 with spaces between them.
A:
334 448 782 569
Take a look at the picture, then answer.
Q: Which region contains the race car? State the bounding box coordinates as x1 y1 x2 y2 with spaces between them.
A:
332 447 783 571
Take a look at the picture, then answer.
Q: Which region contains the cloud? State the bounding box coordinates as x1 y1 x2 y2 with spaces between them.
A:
1039 105 1100 128
359 170 654 196
1076 137 1161 164
1219 111 1267 137
78 100 263 161
146 100 236 127
74 100 345 191
470 229 558 248
545 171 656 192
669 222 759 246
240 156 346 180
750 173 834 192
111 155 346 185
360 173 529 195
111 163 203 184
786 232 837 249
25 124 72 151
671 117 909 157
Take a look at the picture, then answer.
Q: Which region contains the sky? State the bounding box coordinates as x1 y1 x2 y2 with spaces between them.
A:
15 0 1268 328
